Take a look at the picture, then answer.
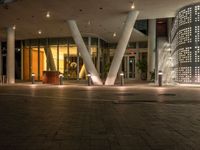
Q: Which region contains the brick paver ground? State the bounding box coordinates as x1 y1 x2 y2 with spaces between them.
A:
0 83 200 150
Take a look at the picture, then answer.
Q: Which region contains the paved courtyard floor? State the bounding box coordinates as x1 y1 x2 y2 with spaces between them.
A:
0 83 200 150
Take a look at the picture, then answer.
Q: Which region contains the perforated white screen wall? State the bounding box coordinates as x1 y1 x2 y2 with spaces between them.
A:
171 3 200 83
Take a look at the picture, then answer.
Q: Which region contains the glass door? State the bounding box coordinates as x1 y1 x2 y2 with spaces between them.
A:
129 56 135 78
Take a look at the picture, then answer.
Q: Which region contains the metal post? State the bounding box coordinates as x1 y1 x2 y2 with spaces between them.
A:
87 74 92 86
158 71 163 87
59 74 64 85
31 73 35 84
120 72 124 86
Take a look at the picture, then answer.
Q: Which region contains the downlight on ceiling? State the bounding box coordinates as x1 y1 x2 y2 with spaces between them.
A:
46 11 50 18
38 30 42 34
113 32 117 37
131 2 135 9
12 25 16 30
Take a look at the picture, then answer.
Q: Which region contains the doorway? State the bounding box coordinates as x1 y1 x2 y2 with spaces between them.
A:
122 55 136 79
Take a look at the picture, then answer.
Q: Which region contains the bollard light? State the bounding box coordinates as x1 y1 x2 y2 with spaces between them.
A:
59 74 64 85
87 74 92 86
31 73 35 84
120 72 124 86
2 75 6 84
158 71 163 87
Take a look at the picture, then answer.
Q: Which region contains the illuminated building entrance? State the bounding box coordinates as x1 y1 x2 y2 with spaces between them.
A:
22 37 98 81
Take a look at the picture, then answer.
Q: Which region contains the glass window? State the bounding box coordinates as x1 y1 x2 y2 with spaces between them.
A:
31 47 38 80
91 46 97 66
68 45 78 79
59 45 68 74
39 47 46 80
23 47 30 80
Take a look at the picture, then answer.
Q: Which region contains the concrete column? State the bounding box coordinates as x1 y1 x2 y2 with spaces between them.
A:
7 27 15 84
44 39 56 71
105 10 139 85
0 41 2 76
68 20 103 85
97 38 101 73
118 61 122 77
147 19 156 81
88 37 91 55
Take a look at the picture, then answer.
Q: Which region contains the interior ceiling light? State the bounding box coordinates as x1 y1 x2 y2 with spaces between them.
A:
131 2 135 9
113 32 117 37
38 30 42 35
46 11 50 18
12 25 16 30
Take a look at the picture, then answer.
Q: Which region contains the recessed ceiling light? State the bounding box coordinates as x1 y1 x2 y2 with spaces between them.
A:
131 4 135 9
12 25 16 30
46 11 50 18
113 32 117 37
131 2 135 9
38 30 42 34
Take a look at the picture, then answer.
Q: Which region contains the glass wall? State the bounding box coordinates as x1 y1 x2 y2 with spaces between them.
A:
23 46 30 80
39 47 46 80
68 45 78 79
22 37 101 81
31 47 39 80
23 40 47 81
58 44 68 74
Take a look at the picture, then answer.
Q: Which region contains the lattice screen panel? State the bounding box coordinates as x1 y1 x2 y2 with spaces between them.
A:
171 3 200 83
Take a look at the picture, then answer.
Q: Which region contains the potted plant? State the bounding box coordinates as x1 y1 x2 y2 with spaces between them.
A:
136 59 147 80
104 63 110 77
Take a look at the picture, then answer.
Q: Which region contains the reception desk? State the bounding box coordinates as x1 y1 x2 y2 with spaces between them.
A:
43 71 60 84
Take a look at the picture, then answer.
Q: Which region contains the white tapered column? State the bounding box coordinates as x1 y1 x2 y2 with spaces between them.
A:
105 10 139 85
68 20 103 85
7 27 15 84
147 19 156 81
44 47 56 71
97 38 101 73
